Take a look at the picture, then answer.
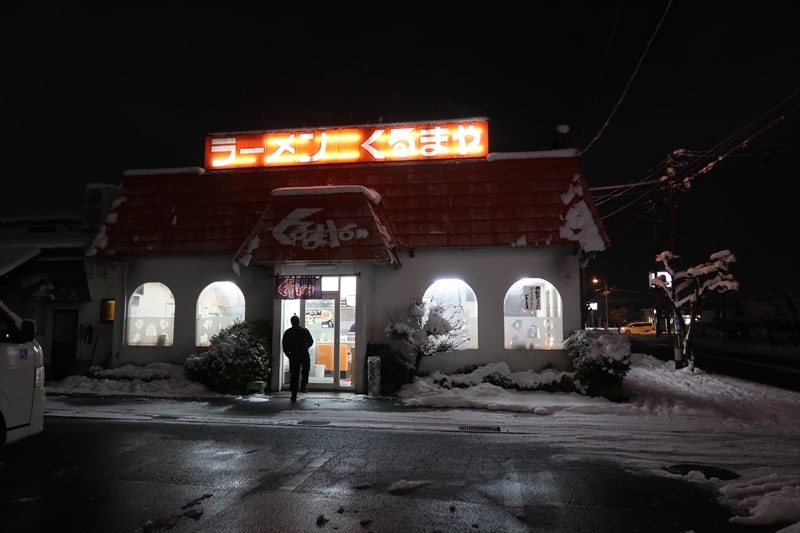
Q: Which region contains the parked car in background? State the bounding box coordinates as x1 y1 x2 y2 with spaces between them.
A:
619 322 656 335
0 300 45 445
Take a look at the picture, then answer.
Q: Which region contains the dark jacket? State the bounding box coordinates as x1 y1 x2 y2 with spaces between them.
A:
282 325 314 359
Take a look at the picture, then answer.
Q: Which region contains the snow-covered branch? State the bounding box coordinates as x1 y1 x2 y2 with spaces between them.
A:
384 298 470 371
650 249 740 368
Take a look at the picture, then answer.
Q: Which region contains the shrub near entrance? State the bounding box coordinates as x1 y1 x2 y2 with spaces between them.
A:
185 320 272 394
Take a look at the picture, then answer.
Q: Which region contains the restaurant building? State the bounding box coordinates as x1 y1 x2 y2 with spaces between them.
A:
85 118 609 394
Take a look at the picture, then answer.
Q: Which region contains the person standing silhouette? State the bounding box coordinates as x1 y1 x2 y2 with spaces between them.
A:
281 315 314 401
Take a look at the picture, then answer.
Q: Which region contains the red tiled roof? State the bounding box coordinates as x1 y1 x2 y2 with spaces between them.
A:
86 150 609 262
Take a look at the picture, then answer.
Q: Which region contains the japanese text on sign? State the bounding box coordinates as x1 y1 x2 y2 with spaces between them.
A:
275 276 322 299
273 208 368 250
205 118 488 169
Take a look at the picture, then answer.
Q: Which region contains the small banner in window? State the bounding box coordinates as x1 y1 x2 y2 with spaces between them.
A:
275 276 322 299
522 285 542 311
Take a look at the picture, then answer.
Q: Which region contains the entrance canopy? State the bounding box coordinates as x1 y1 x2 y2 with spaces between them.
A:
234 185 400 268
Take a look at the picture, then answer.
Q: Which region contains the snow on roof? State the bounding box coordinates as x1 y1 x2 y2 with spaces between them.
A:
0 214 83 224
487 148 579 161
85 226 108 257
559 200 606 253
557 175 606 253
206 116 491 137
272 185 382 204
0 246 42 277
122 167 205 176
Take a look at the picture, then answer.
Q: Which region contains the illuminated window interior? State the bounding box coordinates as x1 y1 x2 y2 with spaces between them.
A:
126 282 175 346
503 278 563 350
195 281 246 346
422 278 478 349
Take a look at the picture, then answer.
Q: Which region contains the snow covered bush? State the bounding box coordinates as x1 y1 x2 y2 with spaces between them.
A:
388 330 631 401
563 329 631 401
384 297 469 371
413 362 575 394
184 320 271 394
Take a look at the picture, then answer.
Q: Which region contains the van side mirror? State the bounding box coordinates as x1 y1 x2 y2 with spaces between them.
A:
20 319 36 343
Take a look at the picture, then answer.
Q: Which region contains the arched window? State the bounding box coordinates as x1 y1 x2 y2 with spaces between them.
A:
196 281 245 346
126 282 175 346
423 278 478 349
503 278 563 350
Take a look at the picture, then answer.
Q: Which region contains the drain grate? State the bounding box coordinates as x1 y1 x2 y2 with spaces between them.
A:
458 425 501 433
297 420 331 426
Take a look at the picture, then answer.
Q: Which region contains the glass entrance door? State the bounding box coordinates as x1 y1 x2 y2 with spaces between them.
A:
305 297 340 387
279 276 356 390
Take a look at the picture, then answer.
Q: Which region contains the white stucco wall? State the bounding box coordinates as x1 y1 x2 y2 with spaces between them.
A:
78 258 127 369
115 254 273 366
367 246 582 373
103 245 584 382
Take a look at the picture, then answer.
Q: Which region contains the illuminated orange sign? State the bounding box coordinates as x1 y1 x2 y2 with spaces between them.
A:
204 118 489 169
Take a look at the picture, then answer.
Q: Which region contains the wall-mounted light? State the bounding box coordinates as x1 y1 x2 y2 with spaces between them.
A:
100 299 116 323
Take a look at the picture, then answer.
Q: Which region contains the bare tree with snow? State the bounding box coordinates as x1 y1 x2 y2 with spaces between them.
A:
384 297 470 372
650 250 739 368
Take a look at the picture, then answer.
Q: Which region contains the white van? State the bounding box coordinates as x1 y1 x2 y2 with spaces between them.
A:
0 300 45 445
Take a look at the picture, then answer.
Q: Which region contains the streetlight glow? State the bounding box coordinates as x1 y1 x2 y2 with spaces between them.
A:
592 277 610 329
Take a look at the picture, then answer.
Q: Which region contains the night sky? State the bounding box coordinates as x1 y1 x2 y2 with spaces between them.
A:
3 2 798 298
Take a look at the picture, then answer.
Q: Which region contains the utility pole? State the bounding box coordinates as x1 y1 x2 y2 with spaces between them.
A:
666 173 686 369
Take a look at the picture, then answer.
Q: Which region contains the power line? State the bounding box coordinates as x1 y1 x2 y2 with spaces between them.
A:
590 180 662 192
579 0 624 144
659 90 800 253
590 156 671 213
580 0 674 156
666 89 800 191
598 183 661 220
588 88 800 221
